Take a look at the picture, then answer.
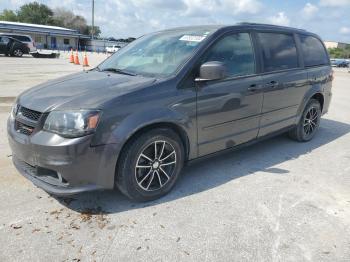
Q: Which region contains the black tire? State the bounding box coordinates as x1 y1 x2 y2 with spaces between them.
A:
116 128 185 201
289 99 321 142
12 48 23 57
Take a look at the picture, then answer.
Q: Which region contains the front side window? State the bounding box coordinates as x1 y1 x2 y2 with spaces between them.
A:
258 33 298 72
99 29 216 77
201 33 255 77
299 35 329 67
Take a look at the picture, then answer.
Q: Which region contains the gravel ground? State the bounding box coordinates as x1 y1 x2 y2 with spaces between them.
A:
0 68 349 262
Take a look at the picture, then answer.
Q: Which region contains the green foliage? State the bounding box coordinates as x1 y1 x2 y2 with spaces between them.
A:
0 2 101 37
84 26 101 37
0 9 18 21
17 2 54 25
328 47 350 58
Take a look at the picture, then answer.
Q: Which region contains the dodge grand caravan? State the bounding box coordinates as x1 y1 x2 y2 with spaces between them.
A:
8 23 332 201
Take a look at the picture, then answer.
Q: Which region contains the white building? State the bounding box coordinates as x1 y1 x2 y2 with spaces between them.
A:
324 41 350 49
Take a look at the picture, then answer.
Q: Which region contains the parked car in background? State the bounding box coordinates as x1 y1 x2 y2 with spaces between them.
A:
0 36 29 57
330 59 349 68
106 45 121 53
8 24 332 201
0 33 36 53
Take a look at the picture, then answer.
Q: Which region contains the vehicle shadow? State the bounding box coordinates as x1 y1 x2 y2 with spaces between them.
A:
55 118 350 214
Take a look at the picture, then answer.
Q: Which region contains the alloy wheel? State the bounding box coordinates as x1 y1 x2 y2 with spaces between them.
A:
13 49 23 57
135 140 177 191
303 107 319 136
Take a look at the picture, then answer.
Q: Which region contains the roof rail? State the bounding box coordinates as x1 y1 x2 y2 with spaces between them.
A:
237 22 307 31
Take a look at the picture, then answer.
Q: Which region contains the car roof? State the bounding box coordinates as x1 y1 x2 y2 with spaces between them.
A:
160 23 314 36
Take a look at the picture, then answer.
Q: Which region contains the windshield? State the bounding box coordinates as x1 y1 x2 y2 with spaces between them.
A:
98 28 215 77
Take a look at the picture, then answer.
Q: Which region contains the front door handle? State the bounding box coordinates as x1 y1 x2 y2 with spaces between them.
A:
247 84 263 92
264 81 279 88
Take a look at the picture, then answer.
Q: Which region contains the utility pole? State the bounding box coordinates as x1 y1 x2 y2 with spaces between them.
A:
91 0 95 40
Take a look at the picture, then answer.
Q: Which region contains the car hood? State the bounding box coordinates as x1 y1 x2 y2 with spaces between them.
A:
17 70 156 112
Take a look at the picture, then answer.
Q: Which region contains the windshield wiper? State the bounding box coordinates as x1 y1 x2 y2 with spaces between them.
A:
100 68 137 76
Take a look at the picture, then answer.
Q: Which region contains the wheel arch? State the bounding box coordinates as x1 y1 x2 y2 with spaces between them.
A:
310 92 324 111
296 86 325 123
122 121 190 160
114 121 191 184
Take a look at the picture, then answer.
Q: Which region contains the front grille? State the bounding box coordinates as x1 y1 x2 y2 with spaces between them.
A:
18 106 42 122
15 121 34 135
14 105 43 136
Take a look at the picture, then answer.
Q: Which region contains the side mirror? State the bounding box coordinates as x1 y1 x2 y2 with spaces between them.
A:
195 61 228 82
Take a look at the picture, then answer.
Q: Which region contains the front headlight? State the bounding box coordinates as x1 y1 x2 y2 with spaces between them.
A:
43 110 101 138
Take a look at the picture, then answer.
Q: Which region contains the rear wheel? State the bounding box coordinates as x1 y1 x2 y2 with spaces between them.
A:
116 128 184 201
12 48 23 57
289 99 321 142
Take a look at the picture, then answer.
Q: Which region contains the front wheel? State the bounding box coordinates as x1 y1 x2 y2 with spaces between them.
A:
116 128 184 201
289 99 321 142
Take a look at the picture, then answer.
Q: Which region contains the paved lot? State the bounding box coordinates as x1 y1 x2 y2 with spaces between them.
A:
0 65 349 261
0 52 109 98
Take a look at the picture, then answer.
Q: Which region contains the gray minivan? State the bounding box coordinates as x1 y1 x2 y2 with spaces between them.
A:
8 23 333 201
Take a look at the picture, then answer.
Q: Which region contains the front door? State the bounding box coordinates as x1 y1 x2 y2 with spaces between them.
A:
196 32 264 156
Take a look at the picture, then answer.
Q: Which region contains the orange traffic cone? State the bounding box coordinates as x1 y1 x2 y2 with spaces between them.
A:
74 50 80 65
69 49 74 63
82 51 89 67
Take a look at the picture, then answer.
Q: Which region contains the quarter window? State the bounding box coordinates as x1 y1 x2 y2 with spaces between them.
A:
258 33 298 72
13 36 30 42
202 33 255 77
299 35 329 67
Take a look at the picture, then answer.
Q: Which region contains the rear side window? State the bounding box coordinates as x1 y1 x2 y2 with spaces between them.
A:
299 35 329 67
12 35 30 42
258 33 298 72
202 33 255 77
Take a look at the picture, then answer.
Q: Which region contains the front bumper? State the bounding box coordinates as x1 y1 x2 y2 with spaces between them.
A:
7 117 119 196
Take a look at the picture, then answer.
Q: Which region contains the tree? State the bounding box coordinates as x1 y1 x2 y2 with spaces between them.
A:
328 47 350 58
52 8 101 37
0 9 18 21
84 25 101 37
17 2 53 25
1 2 103 37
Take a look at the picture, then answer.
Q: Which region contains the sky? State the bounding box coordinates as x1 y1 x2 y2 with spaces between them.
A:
1 0 350 42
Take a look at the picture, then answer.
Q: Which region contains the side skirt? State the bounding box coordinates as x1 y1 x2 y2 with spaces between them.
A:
186 125 296 166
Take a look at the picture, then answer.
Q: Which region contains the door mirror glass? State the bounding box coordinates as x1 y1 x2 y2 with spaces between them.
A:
196 61 228 82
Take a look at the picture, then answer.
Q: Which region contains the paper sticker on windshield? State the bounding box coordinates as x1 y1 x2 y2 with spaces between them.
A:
179 35 206 42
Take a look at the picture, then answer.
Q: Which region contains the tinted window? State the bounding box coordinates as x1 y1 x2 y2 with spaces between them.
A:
299 35 329 67
258 33 298 72
11 35 30 42
0 37 10 44
202 33 255 77
64 39 70 45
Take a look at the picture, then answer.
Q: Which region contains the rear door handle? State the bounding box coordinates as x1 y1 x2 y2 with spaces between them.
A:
264 81 279 88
